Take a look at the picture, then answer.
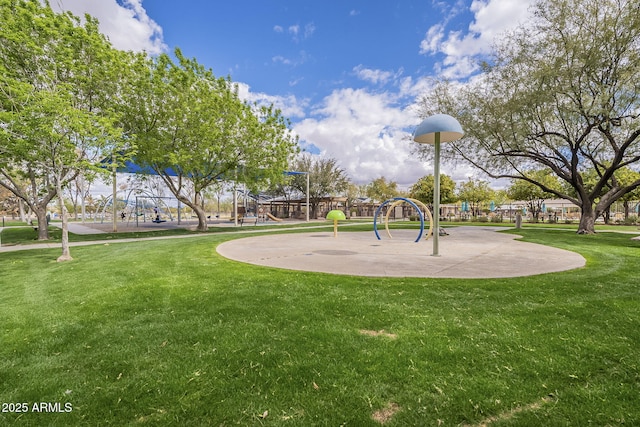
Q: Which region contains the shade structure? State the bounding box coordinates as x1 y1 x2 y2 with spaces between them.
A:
412 114 463 257
412 114 464 144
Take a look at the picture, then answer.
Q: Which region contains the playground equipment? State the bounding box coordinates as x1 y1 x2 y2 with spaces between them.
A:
326 209 346 237
373 197 434 242
266 212 282 222
95 189 184 227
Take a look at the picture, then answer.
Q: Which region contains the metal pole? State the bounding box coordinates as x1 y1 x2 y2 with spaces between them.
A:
233 186 238 226
433 132 441 256
306 172 310 222
80 173 86 224
112 164 118 233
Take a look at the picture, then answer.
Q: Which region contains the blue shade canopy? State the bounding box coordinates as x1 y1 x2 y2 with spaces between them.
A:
413 114 464 144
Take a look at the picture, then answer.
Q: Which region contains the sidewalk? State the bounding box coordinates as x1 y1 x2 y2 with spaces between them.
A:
50 222 108 234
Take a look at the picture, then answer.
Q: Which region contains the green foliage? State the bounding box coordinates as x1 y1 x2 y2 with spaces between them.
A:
288 154 349 218
0 0 126 241
366 176 400 203
507 170 562 219
419 0 640 233
121 49 298 230
409 174 456 205
456 178 494 216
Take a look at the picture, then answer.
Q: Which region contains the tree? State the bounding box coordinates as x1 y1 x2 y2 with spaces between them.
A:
289 155 349 219
409 174 456 205
418 0 640 234
0 0 125 260
0 186 19 217
121 50 298 231
343 183 364 218
507 170 561 221
456 179 494 218
366 177 400 203
614 168 640 219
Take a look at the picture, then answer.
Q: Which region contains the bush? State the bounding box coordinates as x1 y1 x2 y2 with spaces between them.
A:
490 215 503 223
624 215 638 225
477 216 489 223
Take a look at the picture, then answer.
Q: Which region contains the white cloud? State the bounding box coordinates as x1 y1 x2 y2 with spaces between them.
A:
421 0 534 79
275 22 315 42
271 50 311 67
50 0 167 54
303 23 316 39
289 24 300 36
293 88 432 186
235 82 308 119
353 65 397 85
420 24 445 55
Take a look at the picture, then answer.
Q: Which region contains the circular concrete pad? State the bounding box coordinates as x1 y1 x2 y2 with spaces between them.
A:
216 226 586 278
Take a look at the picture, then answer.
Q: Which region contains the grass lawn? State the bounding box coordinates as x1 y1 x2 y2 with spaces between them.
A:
1 227 639 426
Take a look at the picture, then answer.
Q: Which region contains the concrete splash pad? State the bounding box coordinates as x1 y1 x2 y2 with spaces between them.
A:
216 226 586 278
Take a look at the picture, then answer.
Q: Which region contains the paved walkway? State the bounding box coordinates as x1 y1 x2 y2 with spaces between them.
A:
50 222 108 234
217 226 587 278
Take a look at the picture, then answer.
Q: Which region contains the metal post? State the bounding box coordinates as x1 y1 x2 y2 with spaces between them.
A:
306 172 310 222
433 132 441 256
112 164 117 233
233 186 238 226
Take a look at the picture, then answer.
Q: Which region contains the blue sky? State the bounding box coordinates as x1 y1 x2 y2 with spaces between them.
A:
53 0 535 188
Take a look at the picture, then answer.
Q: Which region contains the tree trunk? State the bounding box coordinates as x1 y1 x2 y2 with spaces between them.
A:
34 206 50 240
19 198 26 222
623 200 629 219
176 194 208 231
577 203 596 234
193 203 208 231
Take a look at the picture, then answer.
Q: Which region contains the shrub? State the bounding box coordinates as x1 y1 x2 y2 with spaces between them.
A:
477 216 489 223
490 215 503 223
624 215 638 225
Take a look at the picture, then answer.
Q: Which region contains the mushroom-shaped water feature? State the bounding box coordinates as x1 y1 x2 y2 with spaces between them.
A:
326 209 346 238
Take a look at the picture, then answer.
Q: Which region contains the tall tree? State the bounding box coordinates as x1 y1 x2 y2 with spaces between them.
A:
418 0 640 234
507 170 561 221
366 176 400 203
289 154 349 219
0 0 125 259
121 50 298 231
409 174 456 205
614 168 640 219
456 179 494 217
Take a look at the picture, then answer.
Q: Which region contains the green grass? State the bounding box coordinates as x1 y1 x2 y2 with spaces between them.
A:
1 227 639 425
0 220 339 246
